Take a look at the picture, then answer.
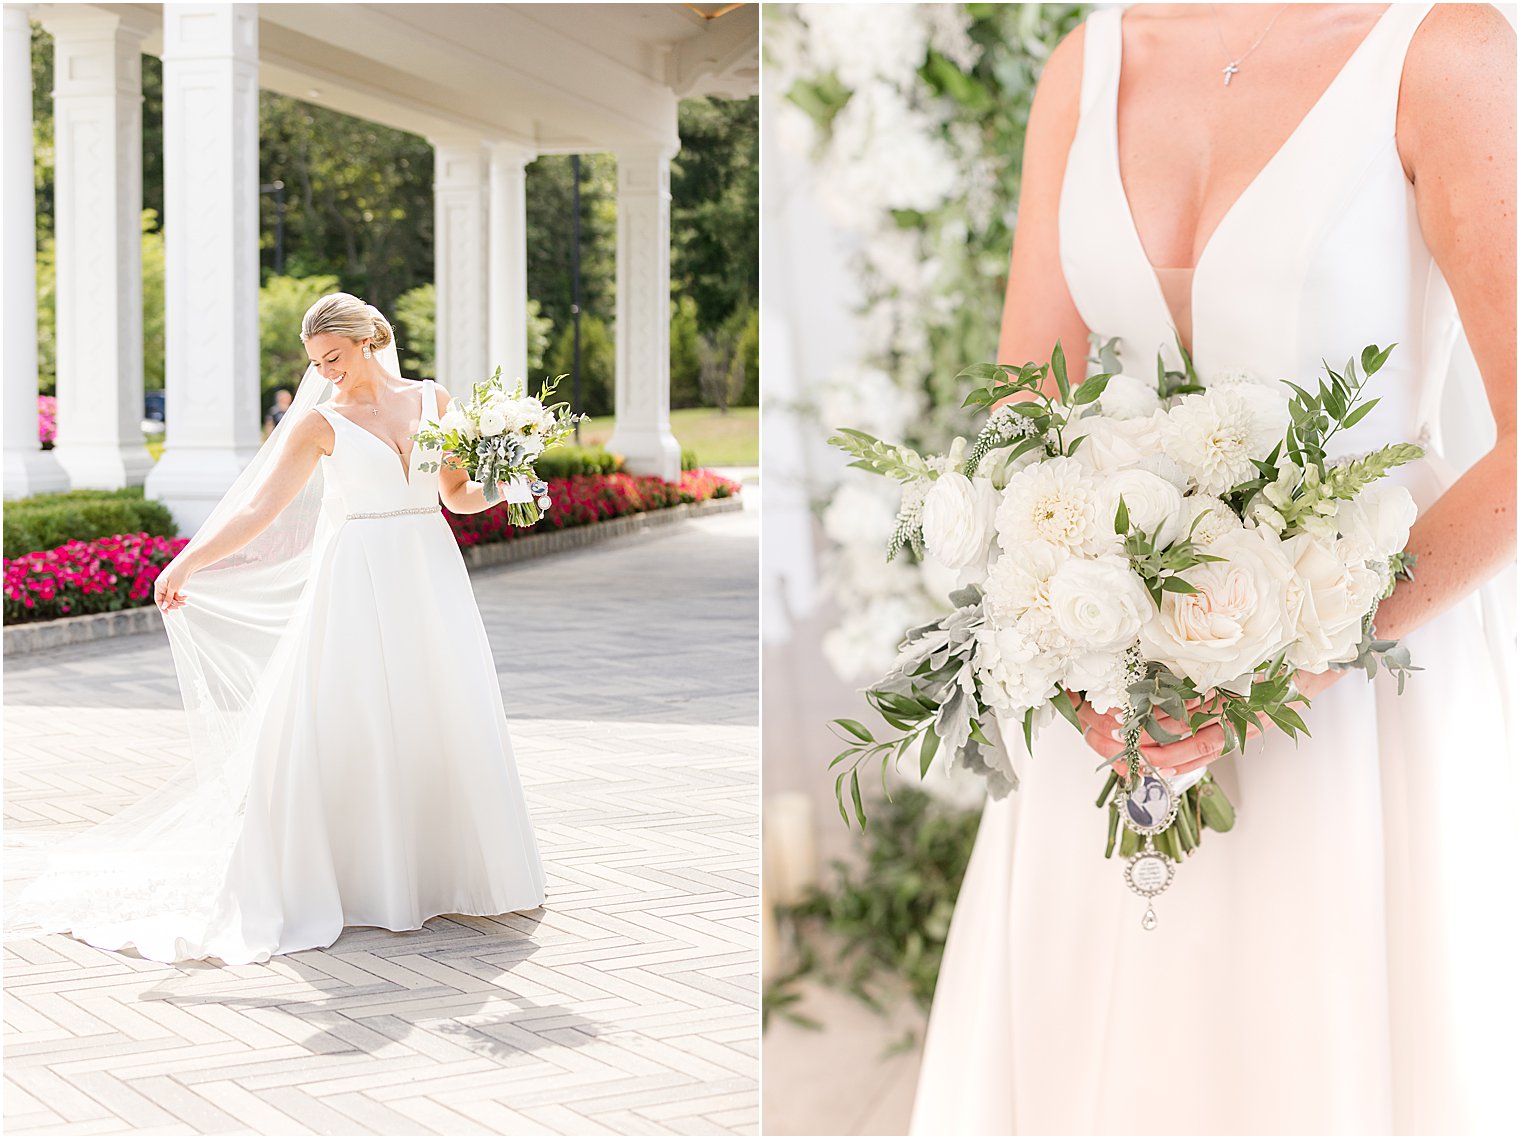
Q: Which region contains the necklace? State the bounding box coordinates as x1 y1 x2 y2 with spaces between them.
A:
1211 3 1289 86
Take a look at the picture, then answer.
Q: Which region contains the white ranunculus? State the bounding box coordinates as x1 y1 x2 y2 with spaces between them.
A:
1139 527 1300 690
477 406 508 437
1097 373 1164 420
1282 533 1383 672
1337 481 1418 560
1162 385 1290 496
1180 495 1244 546
995 457 1102 556
1072 412 1166 474
1048 555 1156 652
1097 468 1186 549
984 542 1068 631
921 473 997 570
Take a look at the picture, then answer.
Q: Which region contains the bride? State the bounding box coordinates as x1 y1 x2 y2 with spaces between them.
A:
6 292 546 965
911 4 1514 1134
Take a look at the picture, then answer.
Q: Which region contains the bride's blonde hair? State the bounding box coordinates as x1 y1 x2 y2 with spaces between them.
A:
300 292 393 351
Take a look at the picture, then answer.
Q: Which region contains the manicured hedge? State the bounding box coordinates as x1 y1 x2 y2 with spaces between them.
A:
4 488 177 559
531 445 625 479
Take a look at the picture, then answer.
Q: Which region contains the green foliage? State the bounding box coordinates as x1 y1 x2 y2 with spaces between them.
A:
545 313 615 417
735 305 759 406
827 429 934 483
670 295 704 409
257 94 434 306
389 285 553 383
391 282 437 378
527 154 617 334
4 487 177 558
532 446 625 479
258 274 341 400
672 96 758 327
767 787 980 1030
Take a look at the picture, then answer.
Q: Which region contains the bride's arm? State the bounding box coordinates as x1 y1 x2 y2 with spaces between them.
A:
996 23 1091 400
1372 3 1516 641
431 385 518 515
155 409 332 610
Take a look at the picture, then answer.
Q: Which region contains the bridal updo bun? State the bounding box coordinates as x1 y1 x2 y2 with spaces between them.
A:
300 292 393 351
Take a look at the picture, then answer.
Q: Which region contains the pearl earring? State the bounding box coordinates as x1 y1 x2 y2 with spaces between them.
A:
363 345 373 359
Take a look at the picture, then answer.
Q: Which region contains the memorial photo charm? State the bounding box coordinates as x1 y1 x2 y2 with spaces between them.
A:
1125 841 1175 930
1116 773 1180 837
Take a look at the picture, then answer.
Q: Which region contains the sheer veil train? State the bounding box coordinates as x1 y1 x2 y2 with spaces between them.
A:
5 339 406 951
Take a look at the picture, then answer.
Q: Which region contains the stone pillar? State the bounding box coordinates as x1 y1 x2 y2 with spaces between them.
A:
487 140 533 386
607 144 682 481
432 140 489 387
3 6 68 500
41 4 154 491
144 3 261 535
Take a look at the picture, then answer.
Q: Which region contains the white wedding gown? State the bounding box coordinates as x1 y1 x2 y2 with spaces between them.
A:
8 378 546 966
912 5 1515 1134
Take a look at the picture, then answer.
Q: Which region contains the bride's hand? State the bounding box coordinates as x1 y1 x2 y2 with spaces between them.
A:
1127 668 1345 778
154 560 192 612
1074 691 1204 774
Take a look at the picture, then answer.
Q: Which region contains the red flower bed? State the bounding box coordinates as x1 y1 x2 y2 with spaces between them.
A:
5 472 741 624
4 532 188 624
445 469 741 548
38 395 57 446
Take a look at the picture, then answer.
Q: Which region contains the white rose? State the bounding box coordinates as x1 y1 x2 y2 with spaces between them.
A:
921 473 997 570
1180 495 1243 546
1097 468 1186 549
1337 481 1418 560
1162 385 1290 496
995 457 1102 556
1139 527 1300 690
1048 555 1156 652
1071 412 1165 475
1097 373 1164 420
1282 533 1383 673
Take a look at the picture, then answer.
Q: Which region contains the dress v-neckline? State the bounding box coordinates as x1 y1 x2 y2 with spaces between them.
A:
326 384 426 486
1109 4 1395 359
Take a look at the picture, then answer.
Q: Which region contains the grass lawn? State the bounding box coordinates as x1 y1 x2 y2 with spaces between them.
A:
577 405 757 467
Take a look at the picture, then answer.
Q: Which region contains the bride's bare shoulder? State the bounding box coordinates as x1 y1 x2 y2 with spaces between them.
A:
283 406 336 456
1399 4 1514 178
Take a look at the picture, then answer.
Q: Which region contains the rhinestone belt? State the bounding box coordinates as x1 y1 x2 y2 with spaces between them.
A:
344 504 441 520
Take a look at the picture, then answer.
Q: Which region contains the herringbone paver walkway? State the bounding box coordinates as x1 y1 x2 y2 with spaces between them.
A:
3 502 759 1136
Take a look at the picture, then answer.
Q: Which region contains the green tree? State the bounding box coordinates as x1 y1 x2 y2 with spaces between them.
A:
525 154 617 335
671 96 759 329
545 314 614 417
257 94 434 309
258 274 340 401
669 295 703 409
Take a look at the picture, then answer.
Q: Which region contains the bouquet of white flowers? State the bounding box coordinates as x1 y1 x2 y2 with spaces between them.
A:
412 368 584 527
827 340 1422 925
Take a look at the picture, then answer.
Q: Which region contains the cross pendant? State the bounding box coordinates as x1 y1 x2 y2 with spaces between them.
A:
1222 62 1239 86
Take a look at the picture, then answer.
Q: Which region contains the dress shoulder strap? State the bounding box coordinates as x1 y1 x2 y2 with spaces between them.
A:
1077 7 1122 119
1344 3 1437 136
422 378 439 423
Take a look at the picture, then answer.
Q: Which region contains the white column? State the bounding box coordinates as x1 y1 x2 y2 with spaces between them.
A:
4 6 68 500
487 140 533 385
432 140 489 386
41 4 153 491
607 143 681 481
144 3 260 535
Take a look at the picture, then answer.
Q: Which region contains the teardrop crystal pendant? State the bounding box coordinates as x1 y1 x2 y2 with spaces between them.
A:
1142 907 1158 931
